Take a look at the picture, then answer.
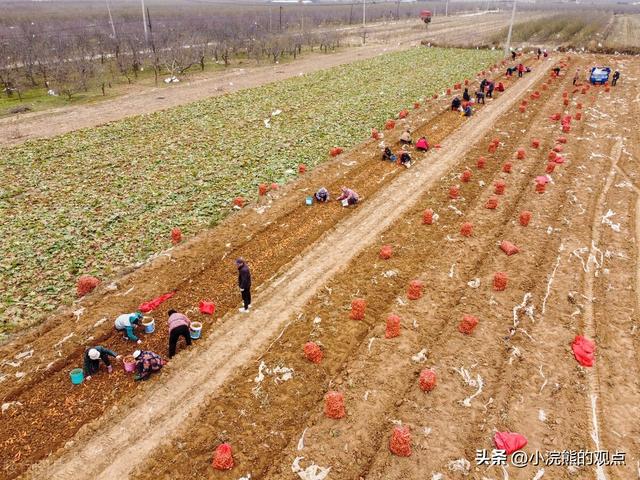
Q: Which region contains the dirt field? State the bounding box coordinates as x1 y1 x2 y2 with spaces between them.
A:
606 14 640 49
0 12 525 147
3 52 639 480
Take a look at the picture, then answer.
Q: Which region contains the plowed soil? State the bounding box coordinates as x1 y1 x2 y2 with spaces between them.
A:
5 52 640 480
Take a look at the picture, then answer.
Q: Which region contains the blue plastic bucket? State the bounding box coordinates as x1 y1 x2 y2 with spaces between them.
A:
190 322 203 339
70 368 84 385
143 317 155 334
305 196 313 206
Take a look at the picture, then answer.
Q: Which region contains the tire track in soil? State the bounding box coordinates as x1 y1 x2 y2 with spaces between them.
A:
259 59 579 480
1 60 514 479
127 61 554 480
21 61 553 480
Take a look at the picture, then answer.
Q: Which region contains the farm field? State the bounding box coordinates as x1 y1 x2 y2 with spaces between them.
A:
2 44 640 480
0 47 500 333
605 14 640 49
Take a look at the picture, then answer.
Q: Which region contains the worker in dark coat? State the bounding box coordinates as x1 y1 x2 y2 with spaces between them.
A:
463 88 471 102
236 258 252 313
83 346 119 379
612 70 620 86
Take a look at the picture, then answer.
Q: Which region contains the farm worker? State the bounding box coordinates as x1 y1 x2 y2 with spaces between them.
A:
382 146 397 162
315 187 330 202
451 96 461 110
415 136 429 151
463 105 473 117
553 66 561 76
479 78 487 92
236 258 252 313
612 71 620 86
543 49 548 58
511 49 516 61
476 90 485 105
463 88 471 102
537 48 542 60
496 82 505 92
399 129 412 145
486 81 495 98
399 151 412 168
167 309 192 358
573 68 580 86
337 187 359 207
83 346 119 379
132 350 165 381
114 311 143 343
517 63 524 78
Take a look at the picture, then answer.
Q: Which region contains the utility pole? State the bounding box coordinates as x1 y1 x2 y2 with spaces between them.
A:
504 0 517 58
445 0 449 17
141 0 148 44
279 6 283 32
362 0 366 44
269 5 272 33
349 2 354 25
396 0 400 21
146 7 158 86
105 0 117 38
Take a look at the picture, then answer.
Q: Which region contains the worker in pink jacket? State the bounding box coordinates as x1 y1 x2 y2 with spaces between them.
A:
167 309 192 358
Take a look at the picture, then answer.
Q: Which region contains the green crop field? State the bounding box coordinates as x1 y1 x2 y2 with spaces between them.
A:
0 46 500 331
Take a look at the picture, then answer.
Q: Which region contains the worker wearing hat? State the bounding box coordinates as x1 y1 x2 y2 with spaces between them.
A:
83 346 120 380
114 311 143 343
132 349 165 381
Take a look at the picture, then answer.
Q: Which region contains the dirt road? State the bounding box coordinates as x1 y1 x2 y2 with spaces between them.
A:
21 59 551 480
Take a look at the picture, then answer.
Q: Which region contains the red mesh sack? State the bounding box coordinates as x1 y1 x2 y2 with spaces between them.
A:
461 170 472 183
258 183 268 196
485 196 498 210
502 162 512 173
171 227 182 245
605 86 610 93
385 314 401 339
389 426 412 457
350 298 366 320
536 182 546 193
557 136 567 144
449 186 459 199
413 102 421 110
500 240 519 256
324 391 346 419
455 82 462 90
577 102 583 109
460 222 473 237
572 335 595 367
494 181 506 195
77 275 100 297
542 83 548 91
545 162 556 174
379 245 393 260
446 88 452 96
199 300 216 315
304 341 323 364
419 369 437 392
422 209 434 225
563 98 569 106
519 211 532 226
521 100 528 108
458 314 479 335
212 443 234 470
493 272 508 291
562 91 569 98
554 155 564 164
330 147 344 157
398 109 409 119
233 196 245 207
371 128 380 139
385 119 396 130
531 138 540 149
562 115 572 125
548 150 557 161
491 137 500 146
432 93 438 99
519 105 526 113
562 124 571 133
465 79 470 85
488 143 497 154
298 164 307 174
494 432 528 455
516 148 526 160
550 113 561 121
407 280 424 300
270 182 279 191
575 112 582 121
553 144 564 153
477 156 486 169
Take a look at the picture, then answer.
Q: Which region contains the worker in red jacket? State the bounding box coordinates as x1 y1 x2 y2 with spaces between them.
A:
517 63 524 78
236 258 252 313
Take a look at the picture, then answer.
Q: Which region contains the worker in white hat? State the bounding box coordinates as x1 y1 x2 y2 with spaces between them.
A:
132 349 165 381
83 346 120 380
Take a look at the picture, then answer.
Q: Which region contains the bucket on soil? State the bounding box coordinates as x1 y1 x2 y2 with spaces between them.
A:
123 355 136 373
190 321 203 339
142 317 155 334
306 196 313 206
70 368 84 385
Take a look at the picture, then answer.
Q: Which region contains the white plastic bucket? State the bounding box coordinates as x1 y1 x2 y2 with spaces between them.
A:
142 317 155 334
190 322 203 339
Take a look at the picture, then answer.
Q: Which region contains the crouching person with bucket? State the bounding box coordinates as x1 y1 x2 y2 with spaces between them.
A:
132 350 165 381
83 346 120 380
167 309 193 358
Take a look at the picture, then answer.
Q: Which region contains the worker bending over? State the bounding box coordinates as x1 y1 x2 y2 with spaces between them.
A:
133 350 165 381
399 129 412 145
114 311 143 343
415 136 429 151
382 147 397 162
337 187 359 206
315 187 330 202
167 309 192 358
83 346 119 379
451 97 461 110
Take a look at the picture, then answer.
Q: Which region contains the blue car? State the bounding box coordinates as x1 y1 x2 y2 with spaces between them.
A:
590 67 611 85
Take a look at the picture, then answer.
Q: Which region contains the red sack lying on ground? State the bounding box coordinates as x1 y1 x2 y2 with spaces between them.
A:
546 162 556 174
350 298 366 320
385 119 396 130
212 443 234 470
449 186 459 199
371 128 380 139
414 102 421 109
77 275 100 297
500 241 519 256
493 272 508 291
271 182 279 191
502 162 512 173
398 109 409 119
531 138 540 149
516 148 526 160
233 196 245 207
139 291 176 313
379 245 393 260
572 335 595 367
199 301 215 315
477 156 487 168
494 432 528 455
304 341 323 364
461 170 472 183
485 196 498 210
553 144 564 153
389 426 412 457
407 280 424 300
460 222 473 237
557 136 568 144
519 211 532 226
325 391 346 419
258 184 268 196
419 369 437 392
298 164 307 174
494 181 506 195
385 314 401 339
422 209 434 225
171 227 182 244
459 314 479 335
330 147 343 157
